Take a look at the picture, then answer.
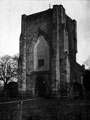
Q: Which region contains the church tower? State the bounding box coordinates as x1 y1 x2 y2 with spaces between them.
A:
18 5 78 97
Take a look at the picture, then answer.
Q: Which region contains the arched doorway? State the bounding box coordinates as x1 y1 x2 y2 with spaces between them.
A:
69 82 84 99
35 76 46 97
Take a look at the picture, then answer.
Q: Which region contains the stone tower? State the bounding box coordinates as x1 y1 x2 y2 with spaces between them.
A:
18 5 80 98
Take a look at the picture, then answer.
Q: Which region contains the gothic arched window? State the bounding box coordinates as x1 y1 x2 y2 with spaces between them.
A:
34 36 49 71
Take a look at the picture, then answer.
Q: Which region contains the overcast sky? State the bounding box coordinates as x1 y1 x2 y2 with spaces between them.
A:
0 0 90 65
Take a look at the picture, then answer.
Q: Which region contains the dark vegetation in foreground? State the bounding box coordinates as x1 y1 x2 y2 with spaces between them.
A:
0 70 90 119
0 79 90 120
0 98 90 120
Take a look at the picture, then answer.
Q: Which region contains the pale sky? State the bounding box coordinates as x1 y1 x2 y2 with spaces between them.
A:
0 0 90 65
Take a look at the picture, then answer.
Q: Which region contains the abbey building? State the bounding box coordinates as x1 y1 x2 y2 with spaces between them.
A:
18 5 84 97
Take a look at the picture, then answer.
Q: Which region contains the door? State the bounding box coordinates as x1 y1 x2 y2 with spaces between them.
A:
36 76 46 97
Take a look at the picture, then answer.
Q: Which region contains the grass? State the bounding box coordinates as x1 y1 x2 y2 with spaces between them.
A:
0 97 90 120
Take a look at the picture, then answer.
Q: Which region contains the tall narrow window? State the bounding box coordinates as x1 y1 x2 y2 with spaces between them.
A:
38 59 44 68
64 30 69 53
34 35 49 71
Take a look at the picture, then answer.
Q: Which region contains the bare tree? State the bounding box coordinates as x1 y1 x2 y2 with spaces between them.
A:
0 55 18 97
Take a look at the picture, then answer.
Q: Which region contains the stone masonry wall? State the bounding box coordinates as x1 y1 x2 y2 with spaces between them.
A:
18 5 80 97
18 15 27 93
25 10 53 96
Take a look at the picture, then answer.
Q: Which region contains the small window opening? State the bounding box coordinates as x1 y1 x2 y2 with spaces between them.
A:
38 59 44 68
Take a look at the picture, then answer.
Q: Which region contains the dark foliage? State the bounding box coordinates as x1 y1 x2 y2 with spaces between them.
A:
83 70 90 91
7 82 18 98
